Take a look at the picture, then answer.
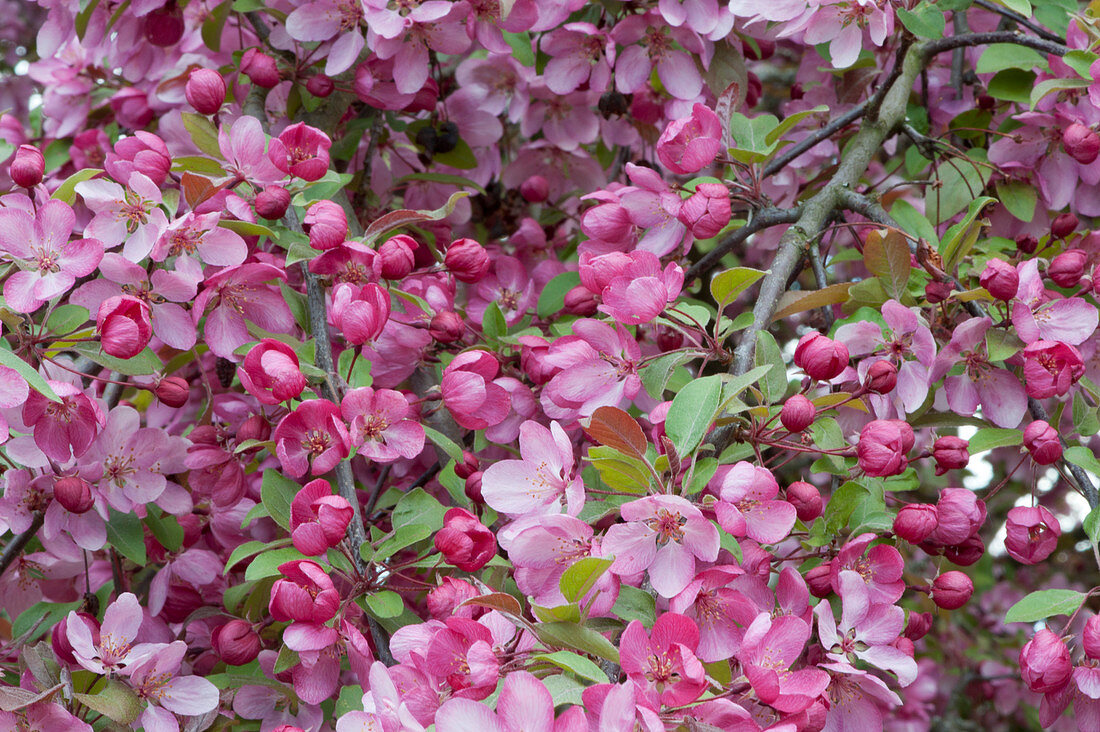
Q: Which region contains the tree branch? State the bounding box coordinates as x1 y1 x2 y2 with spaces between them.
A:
972 0 1065 44
684 206 802 283
762 103 867 179
922 31 1068 59
0 512 43 579
1028 397 1099 509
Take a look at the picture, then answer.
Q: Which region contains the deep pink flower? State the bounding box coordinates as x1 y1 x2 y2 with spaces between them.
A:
304 201 348 251
435 508 496 572
794 331 849 381
96 295 152 359
980 258 1019 300
268 122 332 182
193 263 296 359
219 115 284 185
620 613 707 706
290 479 353 556
239 339 307 405
1024 420 1063 465
740 612 830 713
185 68 226 115
340 387 425 462
831 533 905 604
424 617 499 701
105 131 172 186
22 381 104 462
1023 339 1085 398
330 282 391 345
580 250 684 325
445 238 491 284
0 198 103 313
603 495 719 598
893 504 938 544
931 570 973 610
481 420 583 517
656 104 722 174
273 400 352 478
929 488 986 546
713 461 797 545
10 144 44 187
441 351 511 430
1005 505 1061 564
678 182 731 238
543 319 642 419
269 560 340 623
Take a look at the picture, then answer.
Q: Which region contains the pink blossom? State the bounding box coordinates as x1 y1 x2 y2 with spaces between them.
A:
830 533 905 604
656 103 723 174
127 640 220 729
274 400 351 478
270 560 340 623
668 565 752 662
0 198 102 313
799 0 895 69
22 381 104 463
218 115 284 186
369 3 472 95
466 255 536 327
620 613 707 706
150 211 247 266
930 316 1027 428
441 350 511 430
435 508 496 572
285 0 365 75
424 617 500 700
580 250 684 325
65 592 151 674
340 386 425 462
540 23 614 95
105 131 171 186
192 263 295 359
331 282 391 345
1023 339 1085 398
480 420 583 517
740 612 830 713
619 163 688 256
603 495 719 598
434 670 569 732
713 461 797 545
1005 505 1061 565
239 339 307 405
819 661 903 729
268 122 332 182
1013 260 1098 345
543 319 642 418
611 13 704 100
76 172 167 262
290 478 353 556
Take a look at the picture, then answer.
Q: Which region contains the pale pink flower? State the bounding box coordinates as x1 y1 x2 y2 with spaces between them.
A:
611 12 704 100
192 263 295 359
150 211 247 266
929 316 1027 428
712 461 797 545
127 641 220 731
65 592 151 674
434 670 565 732
76 171 167 262
1013 259 1098 345
480 420 583 517
543 319 642 419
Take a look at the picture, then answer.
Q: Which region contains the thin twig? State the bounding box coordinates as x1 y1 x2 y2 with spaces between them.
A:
972 0 1065 44
922 31 1068 59
0 512 43 578
1028 397 1099 509
762 104 867 179
684 206 802 283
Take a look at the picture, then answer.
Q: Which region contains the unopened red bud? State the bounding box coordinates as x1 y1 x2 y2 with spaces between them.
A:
864 359 898 394
1020 629 1073 693
931 570 973 610
932 436 969 475
1049 248 1088 288
306 75 335 98
10 145 44 188
741 37 775 60
53 612 99 666
1052 212 1079 240
520 175 550 203
454 451 480 480
464 471 484 504
977 94 995 110
255 186 291 220
805 563 833 598
445 238 491 284
212 619 262 666
894 637 915 657
944 535 985 566
979 258 1019 301
1024 420 1062 465
905 611 933 641
54 476 94 514
925 280 952 304
780 394 816 433
563 285 599 316
154 376 190 408
377 235 416 280
237 414 271 445
1084 615 1100 659
429 311 465 343
1016 234 1039 254
185 69 226 115
656 327 684 351
144 4 184 46
241 48 280 89
1063 122 1100 165
793 332 849 381
786 481 822 522
893 504 938 544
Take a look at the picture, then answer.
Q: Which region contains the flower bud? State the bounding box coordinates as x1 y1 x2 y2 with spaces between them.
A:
780 394 816 433
1063 122 1100 164
454 451 480 480
931 571 973 610
212 619 262 666
96 295 152 359
54 476 94 514
563 285 599 316
255 186 290 220
519 175 550 203
894 637 915 657
306 74 335 98
426 576 480 619
304 200 347 251
270 560 340 623
435 507 496 572
1020 629 1073 693
1052 212 1079 240
893 504 938 544
290 480 353 556
931 488 985 545
656 103 722 174
464 470 484 505
932 436 969 475
445 238 491 284
1016 234 1039 254
1024 420 1062 465
943 535 985 566
1005 505 1060 565
162 582 205 623
656 327 683 351
154 376 190 408
10 145 44 188
239 339 306 405
377 235 416 280
1084 615 1100 660
979 258 1019 301
793 332 849 381
237 414 271 445
857 419 914 477
1049 248 1088 288
904 611 933 641
185 69 226 115
53 612 99 666
678 183 732 239
241 48 280 89
429 311 465 343
924 280 952 304
786 481 822 522
806 563 834 598
864 359 898 394
144 4 184 46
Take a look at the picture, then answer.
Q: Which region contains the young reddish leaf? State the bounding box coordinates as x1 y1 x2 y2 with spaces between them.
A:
459 592 523 617
584 406 648 460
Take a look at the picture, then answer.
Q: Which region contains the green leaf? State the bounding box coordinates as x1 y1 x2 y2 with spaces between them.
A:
996 180 1037 222
728 113 779 162
824 481 869 533
535 621 620 663
967 427 1023 454
74 680 142 725
611 585 656 627
1085 507 1100 546
362 191 470 244
172 155 228 177
144 509 184 552
896 4 945 38
274 645 300 675
421 425 465 463
0 349 59 402
219 219 278 239
534 651 608 684
988 68 1036 104
1000 0 1031 18
1005 589 1087 623
244 547 311 581
224 540 269 574
1064 50 1098 80
107 509 147 565
559 557 614 604
46 304 90 335
1031 78 1090 109
368 524 432 562
71 344 163 377
665 374 723 455
754 331 787 403
537 271 581 318
890 198 939 246
201 0 231 51
1065 446 1100 478
364 590 404 618
11 600 79 641
976 44 1047 74
765 105 829 145
261 469 300 531
940 196 997 273
181 112 223 157
53 168 103 205
717 364 773 413
503 31 535 66
432 139 477 169
927 151 992 225
392 487 447 531
482 301 507 339
710 267 766 308
640 351 695 400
